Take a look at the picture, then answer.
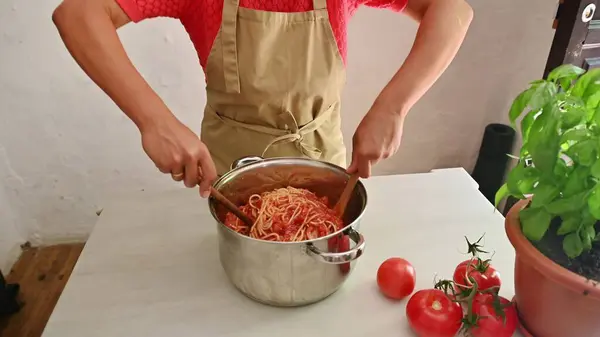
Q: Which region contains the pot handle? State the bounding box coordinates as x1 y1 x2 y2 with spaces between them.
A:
230 156 264 170
306 228 365 264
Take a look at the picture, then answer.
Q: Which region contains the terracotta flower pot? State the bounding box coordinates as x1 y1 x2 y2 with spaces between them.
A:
506 200 600 337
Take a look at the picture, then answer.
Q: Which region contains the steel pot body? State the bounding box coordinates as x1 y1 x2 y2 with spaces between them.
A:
209 156 368 307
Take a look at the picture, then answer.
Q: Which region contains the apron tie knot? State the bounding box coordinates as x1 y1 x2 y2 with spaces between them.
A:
210 104 337 161
272 111 322 159
261 129 323 159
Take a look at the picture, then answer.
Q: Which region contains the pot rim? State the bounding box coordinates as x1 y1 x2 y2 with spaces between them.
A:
506 200 600 298
209 157 369 245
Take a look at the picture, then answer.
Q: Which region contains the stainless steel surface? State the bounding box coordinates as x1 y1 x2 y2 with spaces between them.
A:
306 228 365 264
209 156 368 307
230 155 264 170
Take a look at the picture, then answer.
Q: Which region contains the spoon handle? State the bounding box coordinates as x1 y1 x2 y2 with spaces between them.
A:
210 187 254 227
334 173 360 218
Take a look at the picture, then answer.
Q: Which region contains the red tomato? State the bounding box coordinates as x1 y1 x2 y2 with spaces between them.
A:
469 293 518 337
337 235 351 274
453 259 501 292
376 258 416 299
327 235 339 252
327 234 351 274
406 289 463 337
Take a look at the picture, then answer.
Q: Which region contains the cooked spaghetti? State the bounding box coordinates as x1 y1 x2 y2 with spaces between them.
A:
224 186 343 242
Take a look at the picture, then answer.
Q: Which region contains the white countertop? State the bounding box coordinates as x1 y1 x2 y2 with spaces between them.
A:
42 168 522 337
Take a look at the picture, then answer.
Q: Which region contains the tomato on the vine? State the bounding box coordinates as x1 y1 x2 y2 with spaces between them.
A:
376 257 416 299
468 293 518 337
453 258 501 293
406 289 463 337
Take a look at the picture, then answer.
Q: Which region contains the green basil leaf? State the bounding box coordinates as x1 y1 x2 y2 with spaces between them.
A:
554 158 569 182
548 64 586 84
520 111 535 140
531 182 560 208
572 68 600 97
561 78 573 92
520 145 530 159
546 191 589 215
564 98 589 125
519 168 539 194
564 166 591 197
585 85 600 111
588 186 600 220
582 207 597 227
558 214 581 235
506 164 539 196
566 140 597 166
587 106 596 123
593 105 600 125
563 94 586 106
560 128 590 144
581 225 596 251
530 82 558 112
495 183 510 208
561 106 587 129
528 104 560 175
509 89 535 127
582 233 592 251
586 225 596 238
519 207 552 241
563 232 584 258
506 164 525 197
591 160 600 178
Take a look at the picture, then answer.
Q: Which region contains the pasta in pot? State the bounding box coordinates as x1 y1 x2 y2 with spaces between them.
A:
224 186 343 242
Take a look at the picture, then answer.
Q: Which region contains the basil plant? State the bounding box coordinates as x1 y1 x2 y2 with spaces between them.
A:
496 65 600 259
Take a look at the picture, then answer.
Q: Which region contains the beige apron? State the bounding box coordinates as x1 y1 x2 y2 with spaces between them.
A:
200 0 347 175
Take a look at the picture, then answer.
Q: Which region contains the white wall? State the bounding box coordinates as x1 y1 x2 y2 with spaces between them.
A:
0 0 556 270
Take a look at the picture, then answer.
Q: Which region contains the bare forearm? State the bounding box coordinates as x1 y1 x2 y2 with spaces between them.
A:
376 0 473 116
52 0 172 131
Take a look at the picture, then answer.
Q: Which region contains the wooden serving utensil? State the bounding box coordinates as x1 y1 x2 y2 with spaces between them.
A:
210 186 254 227
333 173 360 218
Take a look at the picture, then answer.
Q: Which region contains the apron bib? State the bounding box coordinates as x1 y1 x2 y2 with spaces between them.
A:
201 0 347 175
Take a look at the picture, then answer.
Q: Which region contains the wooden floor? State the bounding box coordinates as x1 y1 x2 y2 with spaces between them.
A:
0 244 84 337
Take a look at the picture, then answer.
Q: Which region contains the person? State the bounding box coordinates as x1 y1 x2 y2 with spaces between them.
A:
52 0 473 198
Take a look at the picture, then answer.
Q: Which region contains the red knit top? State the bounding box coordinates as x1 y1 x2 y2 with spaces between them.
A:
116 0 407 68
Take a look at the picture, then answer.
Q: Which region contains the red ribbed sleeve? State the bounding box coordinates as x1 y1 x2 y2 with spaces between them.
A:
115 0 191 22
362 0 407 12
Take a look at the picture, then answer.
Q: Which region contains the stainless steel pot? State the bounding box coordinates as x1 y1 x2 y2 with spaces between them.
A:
209 156 368 307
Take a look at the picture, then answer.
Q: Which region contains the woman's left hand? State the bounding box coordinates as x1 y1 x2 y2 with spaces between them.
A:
347 0 472 178
347 101 406 178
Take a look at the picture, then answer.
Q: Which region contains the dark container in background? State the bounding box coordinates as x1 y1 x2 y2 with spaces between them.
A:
471 123 516 208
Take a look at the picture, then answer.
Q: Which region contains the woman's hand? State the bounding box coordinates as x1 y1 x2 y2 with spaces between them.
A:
141 116 217 198
349 0 472 178
348 101 405 178
53 0 217 197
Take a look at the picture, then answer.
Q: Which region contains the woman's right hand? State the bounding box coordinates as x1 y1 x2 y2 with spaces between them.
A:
141 116 217 198
52 0 217 197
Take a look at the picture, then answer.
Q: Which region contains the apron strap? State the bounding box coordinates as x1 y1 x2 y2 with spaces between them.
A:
221 0 327 94
312 0 328 10
221 0 241 94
